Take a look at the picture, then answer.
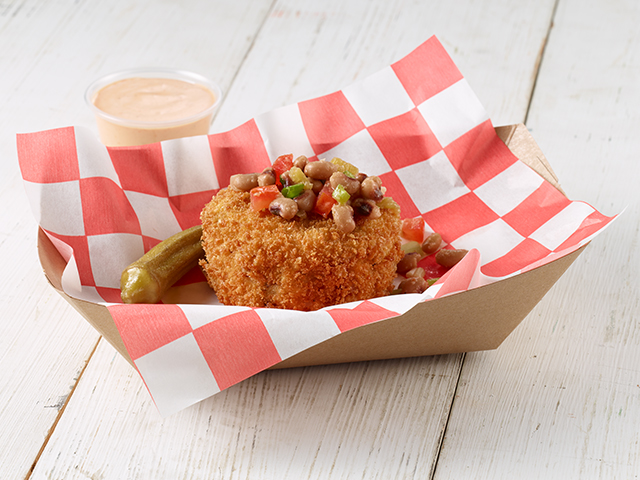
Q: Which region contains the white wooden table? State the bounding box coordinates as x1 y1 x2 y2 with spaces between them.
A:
1 1 638 478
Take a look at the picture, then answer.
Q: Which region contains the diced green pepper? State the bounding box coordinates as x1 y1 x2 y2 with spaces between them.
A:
332 184 350 205
401 241 426 258
281 183 305 198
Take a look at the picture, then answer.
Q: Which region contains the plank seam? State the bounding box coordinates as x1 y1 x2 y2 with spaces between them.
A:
210 0 279 124
428 352 466 480
24 336 102 480
524 0 560 124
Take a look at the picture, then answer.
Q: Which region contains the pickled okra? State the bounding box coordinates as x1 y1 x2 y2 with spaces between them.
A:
120 225 204 304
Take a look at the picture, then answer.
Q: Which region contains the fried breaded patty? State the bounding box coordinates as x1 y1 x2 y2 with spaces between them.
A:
199 187 403 311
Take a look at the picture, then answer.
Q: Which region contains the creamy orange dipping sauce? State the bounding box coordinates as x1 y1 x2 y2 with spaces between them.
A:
89 75 219 146
93 77 216 123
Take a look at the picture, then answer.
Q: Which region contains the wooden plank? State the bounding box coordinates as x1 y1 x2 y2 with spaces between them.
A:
434 0 640 477
0 121 103 480
30 340 463 479
211 0 557 133
0 0 273 478
28 0 558 478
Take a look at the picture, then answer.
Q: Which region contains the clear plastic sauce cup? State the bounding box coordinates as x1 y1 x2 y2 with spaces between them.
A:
85 68 222 147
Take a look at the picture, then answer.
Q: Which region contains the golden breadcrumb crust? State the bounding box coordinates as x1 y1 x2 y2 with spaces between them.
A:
199 187 403 311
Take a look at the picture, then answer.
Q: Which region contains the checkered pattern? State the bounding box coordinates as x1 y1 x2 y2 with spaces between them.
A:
17 36 614 416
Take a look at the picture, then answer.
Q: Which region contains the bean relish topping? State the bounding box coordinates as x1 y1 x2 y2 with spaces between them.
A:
229 154 399 234
394 215 469 295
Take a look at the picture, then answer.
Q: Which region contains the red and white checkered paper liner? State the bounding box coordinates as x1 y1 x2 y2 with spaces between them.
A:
18 36 614 416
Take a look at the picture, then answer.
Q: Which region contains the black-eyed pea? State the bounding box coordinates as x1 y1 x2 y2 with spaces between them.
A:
331 204 355 234
293 155 308 170
353 198 374 216
304 159 339 180
396 252 420 274
311 179 324 194
258 168 276 186
422 233 442 255
435 248 468 268
398 276 429 294
361 175 384 201
352 198 381 219
269 196 299 220
294 190 316 212
329 171 360 196
369 204 382 219
230 173 258 191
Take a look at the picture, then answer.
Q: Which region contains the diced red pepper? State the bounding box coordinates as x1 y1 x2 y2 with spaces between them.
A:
402 216 425 243
272 154 294 187
313 183 337 217
250 185 280 211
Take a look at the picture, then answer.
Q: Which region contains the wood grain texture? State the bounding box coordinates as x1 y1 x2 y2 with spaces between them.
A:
25 0 556 478
212 0 557 133
31 341 464 479
434 0 640 478
0 176 102 478
4 0 635 479
0 0 273 478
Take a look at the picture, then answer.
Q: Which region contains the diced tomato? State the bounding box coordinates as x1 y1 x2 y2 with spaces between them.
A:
401 216 425 243
312 183 337 217
271 154 294 186
250 185 280 211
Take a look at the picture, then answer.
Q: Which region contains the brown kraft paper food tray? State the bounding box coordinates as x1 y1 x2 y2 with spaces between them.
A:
37 124 586 370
